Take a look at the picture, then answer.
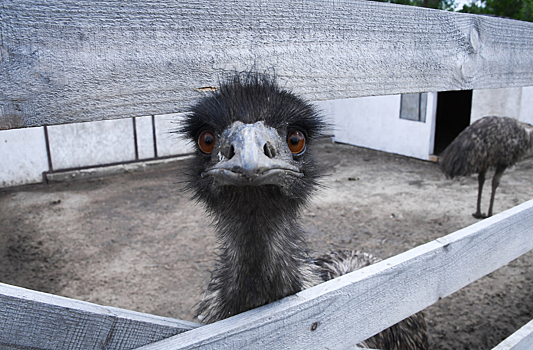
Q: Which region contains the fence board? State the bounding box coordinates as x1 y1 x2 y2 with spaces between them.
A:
2 0 533 129
0 283 200 350
492 319 533 350
134 199 533 350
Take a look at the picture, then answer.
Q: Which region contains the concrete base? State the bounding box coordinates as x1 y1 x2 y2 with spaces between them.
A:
45 156 193 184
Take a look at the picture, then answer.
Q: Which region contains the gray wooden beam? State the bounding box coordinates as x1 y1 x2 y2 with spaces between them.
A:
2 0 533 129
0 283 200 350
135 199 533 350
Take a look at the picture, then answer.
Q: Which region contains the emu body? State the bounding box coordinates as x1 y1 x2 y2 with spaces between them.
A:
439 116 533 218
181 73 428 349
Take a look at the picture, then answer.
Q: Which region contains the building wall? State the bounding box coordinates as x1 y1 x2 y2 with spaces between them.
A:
47 119 137 170
519 86 533 125
317 92 437 161
0 127 49 188
471 86 533 125
0 113 193 188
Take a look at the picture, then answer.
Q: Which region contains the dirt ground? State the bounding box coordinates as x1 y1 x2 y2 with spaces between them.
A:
1 140 532 350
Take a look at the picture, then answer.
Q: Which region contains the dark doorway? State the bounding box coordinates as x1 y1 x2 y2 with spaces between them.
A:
434 90 473 155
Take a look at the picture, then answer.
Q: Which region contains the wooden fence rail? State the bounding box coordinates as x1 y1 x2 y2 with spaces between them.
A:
2 0 533 129
0 282 200 349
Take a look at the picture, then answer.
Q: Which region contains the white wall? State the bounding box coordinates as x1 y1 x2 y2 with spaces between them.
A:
471 87 522 123
471 86 533 125
154 114 193 157
317 92 437 160
519 86 533 125
47 119 137 169
0 114 193 188
0 127 49 187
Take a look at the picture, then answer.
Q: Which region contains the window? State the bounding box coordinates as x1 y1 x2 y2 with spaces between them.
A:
400 93 427 122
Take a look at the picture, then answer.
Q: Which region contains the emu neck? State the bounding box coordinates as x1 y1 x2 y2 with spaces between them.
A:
216 200 307 297
200 187 316 322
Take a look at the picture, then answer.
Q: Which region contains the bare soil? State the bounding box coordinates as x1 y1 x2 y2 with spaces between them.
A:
1 140 532 350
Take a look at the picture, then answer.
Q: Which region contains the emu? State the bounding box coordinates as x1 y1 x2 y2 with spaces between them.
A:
439 116 533 218
180 72 428 349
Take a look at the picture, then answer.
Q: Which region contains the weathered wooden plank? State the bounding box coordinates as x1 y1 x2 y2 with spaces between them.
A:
135 199 533 350
2 0 533 129
492 319 533 350
0 283 201 350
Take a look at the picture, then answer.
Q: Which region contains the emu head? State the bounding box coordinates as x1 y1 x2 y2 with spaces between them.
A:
180 73 326 220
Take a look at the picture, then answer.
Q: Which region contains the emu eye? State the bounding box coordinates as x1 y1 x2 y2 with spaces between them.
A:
198 130 215 154
287 130 306 154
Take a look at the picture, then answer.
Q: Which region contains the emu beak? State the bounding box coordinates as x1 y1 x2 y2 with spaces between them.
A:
203 121 303 186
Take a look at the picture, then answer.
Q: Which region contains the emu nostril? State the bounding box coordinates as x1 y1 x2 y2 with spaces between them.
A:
221 145 235 160
263 143 276 158
227 145 235 159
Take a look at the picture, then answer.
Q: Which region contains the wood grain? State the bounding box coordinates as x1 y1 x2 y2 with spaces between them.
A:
0 283 200 350
2 0 533 128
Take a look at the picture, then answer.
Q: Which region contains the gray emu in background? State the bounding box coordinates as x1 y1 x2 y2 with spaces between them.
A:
439 116 533 218
180 72 428 349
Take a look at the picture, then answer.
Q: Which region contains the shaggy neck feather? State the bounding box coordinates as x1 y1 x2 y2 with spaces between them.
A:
199 187 314 322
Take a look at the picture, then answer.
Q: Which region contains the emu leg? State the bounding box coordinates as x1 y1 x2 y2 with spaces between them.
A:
473 169 486 219
487 166 506 217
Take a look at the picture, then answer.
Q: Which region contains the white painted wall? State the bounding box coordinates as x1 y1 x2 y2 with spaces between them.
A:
471 87 522 123
519 86 533 125
317 92 437 160
471 86 533 125
154 113 193 157
47 119 137 169
0 127 49 187
0 114 194 188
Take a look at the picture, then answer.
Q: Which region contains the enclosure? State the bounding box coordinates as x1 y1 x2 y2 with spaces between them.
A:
1 0 533 349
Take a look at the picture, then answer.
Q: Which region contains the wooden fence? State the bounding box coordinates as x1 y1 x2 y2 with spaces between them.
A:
1 1 533 349
3 0 533 129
